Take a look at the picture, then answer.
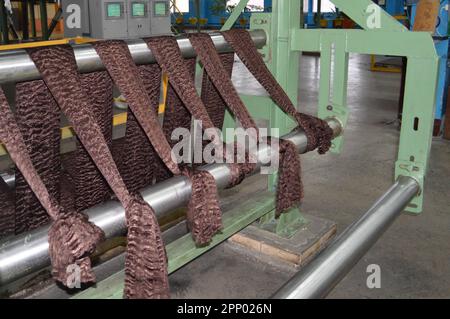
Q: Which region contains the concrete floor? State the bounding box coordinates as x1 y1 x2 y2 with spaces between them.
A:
169 53 450 299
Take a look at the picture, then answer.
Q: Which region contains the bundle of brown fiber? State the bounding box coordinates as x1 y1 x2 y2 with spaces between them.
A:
220 29 334 216
93 40 222 247
0 87 104 285
14 80 60 234
26 45 168 298
14 70 114 235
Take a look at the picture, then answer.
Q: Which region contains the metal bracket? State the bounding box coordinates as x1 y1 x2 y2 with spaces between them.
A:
316 34 350 154
395 161 424 213
250 12 272 63
259 208 308 239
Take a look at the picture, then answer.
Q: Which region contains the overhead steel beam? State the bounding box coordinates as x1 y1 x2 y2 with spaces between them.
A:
0 29 266 85
0 118 342 287
272 175 420 299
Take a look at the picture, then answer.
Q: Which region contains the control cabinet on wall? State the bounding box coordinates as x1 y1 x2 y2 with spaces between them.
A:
62 0 170 39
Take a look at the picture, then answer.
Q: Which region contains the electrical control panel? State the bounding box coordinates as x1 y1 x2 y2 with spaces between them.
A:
62 0 170 39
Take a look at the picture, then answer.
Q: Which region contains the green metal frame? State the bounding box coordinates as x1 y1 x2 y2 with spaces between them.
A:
293 0 437 213
243 0 437 214
73 0 438 298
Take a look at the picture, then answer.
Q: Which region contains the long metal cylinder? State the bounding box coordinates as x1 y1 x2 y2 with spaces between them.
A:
0 30 266 85
272 175 420 299
0 118 342 287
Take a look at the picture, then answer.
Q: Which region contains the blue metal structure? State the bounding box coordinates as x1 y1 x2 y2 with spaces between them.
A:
172 0 272 29
384 0 406 16
305 0 340 29
305 0 405 29
410 0 449 133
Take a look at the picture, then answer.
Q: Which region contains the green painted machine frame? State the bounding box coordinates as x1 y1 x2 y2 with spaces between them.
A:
74 0 438 298
242 0 437 215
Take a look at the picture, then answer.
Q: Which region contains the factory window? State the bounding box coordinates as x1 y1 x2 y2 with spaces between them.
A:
172 0 189 13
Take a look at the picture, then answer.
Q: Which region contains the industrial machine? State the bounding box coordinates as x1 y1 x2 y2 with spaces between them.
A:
171 0 272 30
0 0 439 299
61 0 171 39
409 0 449 136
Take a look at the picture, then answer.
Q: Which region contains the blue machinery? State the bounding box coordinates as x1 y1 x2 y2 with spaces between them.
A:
305 0 406 29
172 0 272 29
410 0 449 134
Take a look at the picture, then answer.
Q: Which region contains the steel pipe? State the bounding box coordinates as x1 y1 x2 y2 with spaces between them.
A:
272 175 420 299
0 118 342 287
0 30 266 85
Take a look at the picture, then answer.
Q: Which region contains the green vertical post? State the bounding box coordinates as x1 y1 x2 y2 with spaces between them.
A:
268 0 299 136
328 39 349 152
395 57 438 213
258 0 307 236
39 0 48 40
318 41 332 118
317 33 349 153
266 0 299 190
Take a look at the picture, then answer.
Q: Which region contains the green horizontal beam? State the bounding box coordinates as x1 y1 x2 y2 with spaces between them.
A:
291 29 437 58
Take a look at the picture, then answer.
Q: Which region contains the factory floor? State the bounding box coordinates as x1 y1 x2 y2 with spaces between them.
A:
169 53 450 299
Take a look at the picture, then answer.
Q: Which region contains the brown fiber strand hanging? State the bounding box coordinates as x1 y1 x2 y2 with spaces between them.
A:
222 29 333 154
119 64 161 193
66 71 114 211
200 52 235 130
92 41 180 176
144 37 218 137
196 53 235 170
156 58 196 182
221 29 333 215
188 33 258 185
14 80 60 234
93 39 221 247
0 177 14 239
27 44 169 299
144 37 224 245
0 87 104 285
